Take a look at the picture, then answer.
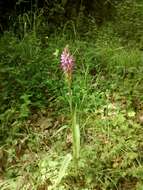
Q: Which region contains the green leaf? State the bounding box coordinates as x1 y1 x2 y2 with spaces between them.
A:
53 154 72 188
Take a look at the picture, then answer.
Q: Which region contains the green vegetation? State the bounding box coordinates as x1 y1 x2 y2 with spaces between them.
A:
0 1 143 189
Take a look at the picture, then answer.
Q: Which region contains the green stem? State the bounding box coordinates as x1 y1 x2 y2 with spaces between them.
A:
66 76 80 172
68 83 73 114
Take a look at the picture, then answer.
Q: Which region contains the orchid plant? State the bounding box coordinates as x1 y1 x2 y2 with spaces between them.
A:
61 45 80 168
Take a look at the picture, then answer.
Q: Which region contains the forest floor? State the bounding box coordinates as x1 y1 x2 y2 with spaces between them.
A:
0 31 143 190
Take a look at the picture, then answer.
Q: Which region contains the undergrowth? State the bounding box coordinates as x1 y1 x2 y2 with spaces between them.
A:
0 23 143 190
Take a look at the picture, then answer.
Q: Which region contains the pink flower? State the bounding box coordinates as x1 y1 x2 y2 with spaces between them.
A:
61 46 74 76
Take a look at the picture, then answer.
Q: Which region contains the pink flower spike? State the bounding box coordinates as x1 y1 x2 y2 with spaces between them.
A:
61 46 74 76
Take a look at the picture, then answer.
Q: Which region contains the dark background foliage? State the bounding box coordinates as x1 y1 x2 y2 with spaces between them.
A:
0 0 120 31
